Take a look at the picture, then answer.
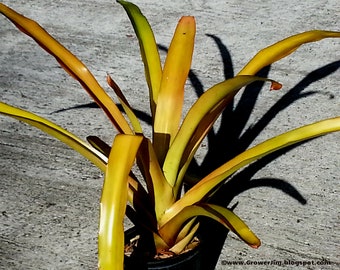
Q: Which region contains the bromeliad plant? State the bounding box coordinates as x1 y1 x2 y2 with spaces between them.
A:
0 1 339 269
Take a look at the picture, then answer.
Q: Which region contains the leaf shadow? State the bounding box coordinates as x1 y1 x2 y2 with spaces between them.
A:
53 35 339 270
52 103 153 125
182 35 339 269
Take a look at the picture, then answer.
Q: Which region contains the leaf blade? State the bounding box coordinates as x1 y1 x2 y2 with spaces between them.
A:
162 117 340 223
0 3 132 134
238 30 340 75
107 74 143 133
98 134 143 270
159 204 260 248
137 138 174 221
117 0 162 118
0 102 107 171
153 16 196 164
163 76 280 191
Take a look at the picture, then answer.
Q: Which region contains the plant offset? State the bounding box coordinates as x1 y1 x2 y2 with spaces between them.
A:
0 1 339 269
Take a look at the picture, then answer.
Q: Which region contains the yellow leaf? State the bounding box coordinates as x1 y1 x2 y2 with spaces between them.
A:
238 30 340 75
0 102 107 171
98 134 143 270
153 16 196 164
137 139 174 221
0 3 132 134
107 74 143 133
162 117 340 223
163 76 280 193
117 0 162 118
159 204 260 249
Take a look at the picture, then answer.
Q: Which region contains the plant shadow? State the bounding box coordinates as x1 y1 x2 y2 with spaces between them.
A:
184 35 339 269
55 34 339 270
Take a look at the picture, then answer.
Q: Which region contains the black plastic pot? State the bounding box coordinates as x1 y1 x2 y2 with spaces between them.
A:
124 227 203 270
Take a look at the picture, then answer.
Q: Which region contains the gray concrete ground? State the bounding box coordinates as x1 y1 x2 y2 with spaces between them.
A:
0 0 339 269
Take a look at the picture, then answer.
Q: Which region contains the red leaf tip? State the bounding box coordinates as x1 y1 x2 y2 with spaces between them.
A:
270 81 282 91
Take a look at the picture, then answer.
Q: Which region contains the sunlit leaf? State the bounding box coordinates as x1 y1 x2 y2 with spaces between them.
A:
162 117 340 223
87 136 111 157
0 102 107 171
202 204 260 248
2 1 340 263
174 218 197 245
163 76 281 193
159 204 260 249
107 74 143 133
153 16 196 165
238 30 340 75
0 3 132 134
117 0 162 118
137 138 174 221
169 222 199 254
98 134 143 270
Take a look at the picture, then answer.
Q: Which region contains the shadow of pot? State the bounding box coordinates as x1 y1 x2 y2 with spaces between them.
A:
124 227 204 270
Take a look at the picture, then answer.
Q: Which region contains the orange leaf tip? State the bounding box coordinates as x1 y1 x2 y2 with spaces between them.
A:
270 81 282 91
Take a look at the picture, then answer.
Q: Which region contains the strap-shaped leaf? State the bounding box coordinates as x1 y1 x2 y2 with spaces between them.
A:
169 222 200 254
176 82 281 188
98 134 143 270
107 74 143 133
153 16 196 164
161 117 340 223
173 217 197 246
0 102 107 171
238 30 340 75
137 138 174 221
163 76 281 191
0 101 149 231
159 204 260 248
0 3 132 134
117 0 162 118
87 136 111 157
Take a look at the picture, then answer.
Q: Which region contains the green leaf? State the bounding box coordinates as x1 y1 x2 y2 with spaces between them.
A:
0 102 107 171
238 30 340 75
0 3 132 134
161 117 340 223
98 134 143 270
117 0 162 118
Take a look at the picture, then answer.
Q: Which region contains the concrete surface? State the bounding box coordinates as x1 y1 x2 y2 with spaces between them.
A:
0 0 339 269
